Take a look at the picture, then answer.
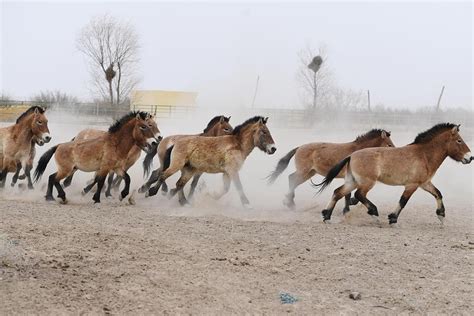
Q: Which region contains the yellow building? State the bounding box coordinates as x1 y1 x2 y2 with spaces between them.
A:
130 90 197 117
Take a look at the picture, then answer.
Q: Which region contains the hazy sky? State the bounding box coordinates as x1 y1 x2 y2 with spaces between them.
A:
1 1 472 109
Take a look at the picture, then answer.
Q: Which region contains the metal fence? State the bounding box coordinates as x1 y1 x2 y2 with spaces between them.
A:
1 100 472 131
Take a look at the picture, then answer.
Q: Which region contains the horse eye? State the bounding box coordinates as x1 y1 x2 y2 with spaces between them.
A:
37 121 43 125
457 139 462 144
140 125 147 130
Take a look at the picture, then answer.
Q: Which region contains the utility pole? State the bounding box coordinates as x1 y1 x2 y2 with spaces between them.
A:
251 75 260 108
367 90 371 112
436 86 445 112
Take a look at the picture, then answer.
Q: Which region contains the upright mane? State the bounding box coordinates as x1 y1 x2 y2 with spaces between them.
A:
354 129 389 142
108 111 148 133
411 123 457 144
232 116 265 135
203 115 228 133
16 106 45 124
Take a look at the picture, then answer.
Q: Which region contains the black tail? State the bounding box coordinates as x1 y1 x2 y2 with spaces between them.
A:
267 147 298 185
313 156 351 194
162 145 174 172
142 143 158 178
33 145 58 182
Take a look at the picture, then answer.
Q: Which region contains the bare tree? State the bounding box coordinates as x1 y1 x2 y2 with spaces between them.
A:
31 90 79 107
77 15 140 106
296 44 334 109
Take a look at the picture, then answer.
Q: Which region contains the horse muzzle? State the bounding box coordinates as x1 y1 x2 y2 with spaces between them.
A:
461 153 473 164
42 133 52 144
266 144 277 155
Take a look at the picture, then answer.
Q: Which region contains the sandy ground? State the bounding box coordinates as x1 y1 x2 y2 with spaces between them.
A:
1 117 473 314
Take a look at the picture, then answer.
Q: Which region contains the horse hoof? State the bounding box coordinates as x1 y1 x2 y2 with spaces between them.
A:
28 185 34 190
59 199 68 205
138 186 145 194
45 196 55 202
388 213 398 225
10 182 15 187
283 199 295 210
321 209 332 222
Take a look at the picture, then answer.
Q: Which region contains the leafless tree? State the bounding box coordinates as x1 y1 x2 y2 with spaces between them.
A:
31 90 79 107
77 15 140 106
296 43 334 109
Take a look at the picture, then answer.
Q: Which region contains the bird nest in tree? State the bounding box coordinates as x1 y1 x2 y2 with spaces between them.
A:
308 56 323 73
105 64 116 82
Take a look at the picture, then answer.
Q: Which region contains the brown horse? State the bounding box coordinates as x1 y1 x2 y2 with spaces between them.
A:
0 106 51 188
62 128 147 197
145 116 276 207
139 115 233 197
316 123 472 224
33 111 160 204
267 129 395 211
10 136 41 189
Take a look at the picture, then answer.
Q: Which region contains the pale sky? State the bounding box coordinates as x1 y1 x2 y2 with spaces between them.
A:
1 1 472 109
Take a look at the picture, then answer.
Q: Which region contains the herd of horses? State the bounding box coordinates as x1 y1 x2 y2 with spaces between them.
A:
0 106 472 225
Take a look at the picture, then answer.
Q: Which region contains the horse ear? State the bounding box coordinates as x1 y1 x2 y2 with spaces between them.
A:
219 116 225 123
34 107 39 114
264 117 269 124
136 113 142 120
381 130 388 138
226 116 231 122
451 125 460 134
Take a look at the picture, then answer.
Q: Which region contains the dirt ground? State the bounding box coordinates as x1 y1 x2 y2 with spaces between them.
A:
1 194 473 315
1 119 473 314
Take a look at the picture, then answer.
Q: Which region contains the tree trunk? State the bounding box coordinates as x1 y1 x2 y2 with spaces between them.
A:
312 72 317 109
116 62 122 106
108 80 114 106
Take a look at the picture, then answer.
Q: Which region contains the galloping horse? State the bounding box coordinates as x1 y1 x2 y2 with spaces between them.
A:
316 123 472 224
10 136 41 189
0 106 51 188
145 116 276 207
139 115 233 197
34 111 160 204
62 127 149 197
267 129 395 211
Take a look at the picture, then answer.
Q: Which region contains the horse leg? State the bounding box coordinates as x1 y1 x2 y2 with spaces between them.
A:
23 164 34 189
174 167 194 206
119 172 131 201
82 178 97 196
45 173 57 201
161 181 169 194
231 173 250 207
187 173 202 200
92 175 107 204
53 177 68 204
387 185 418 225
343 194 351 214
63 170 75 188
420 181 445 224
285 170 316 209
139 168 161 193
354 182 378 217
105 172 115 197
11 162 21 187
147 159 185 197
211 173 231 200
321 180 357 222
0 168 8 188
349 195 359 205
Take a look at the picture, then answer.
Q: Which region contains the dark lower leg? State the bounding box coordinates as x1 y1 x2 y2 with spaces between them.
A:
232 174 249 206
120 173 131 200
355 189 378 216
343 194 351 214
139 169 160 193
82 180 96 195
24 166 34 189
0 169 8 188
388 186 417 224
53 179 67 202
45 173 56 200
63 173 74 188
11 163 21 186
322 184 353 221
92 176 106 203
161 181 168 193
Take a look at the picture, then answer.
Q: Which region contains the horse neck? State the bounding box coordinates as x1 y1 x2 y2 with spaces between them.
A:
235 127 256 158
352 138 380 150
110 122 137 157
13 117 34 143
417 137 449 172
201 125 218 136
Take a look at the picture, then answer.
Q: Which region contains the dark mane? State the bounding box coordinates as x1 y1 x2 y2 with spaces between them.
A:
108 111 148 133
232 116 265 135
16 106 45 124
354 129 389 142
411 123 457 144
202 115 228 133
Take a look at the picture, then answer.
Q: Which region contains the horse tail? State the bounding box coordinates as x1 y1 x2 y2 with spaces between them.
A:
162 145 174 172
312 156 351 194
267 147 298 185
33 145 58 182
142 143 158 178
